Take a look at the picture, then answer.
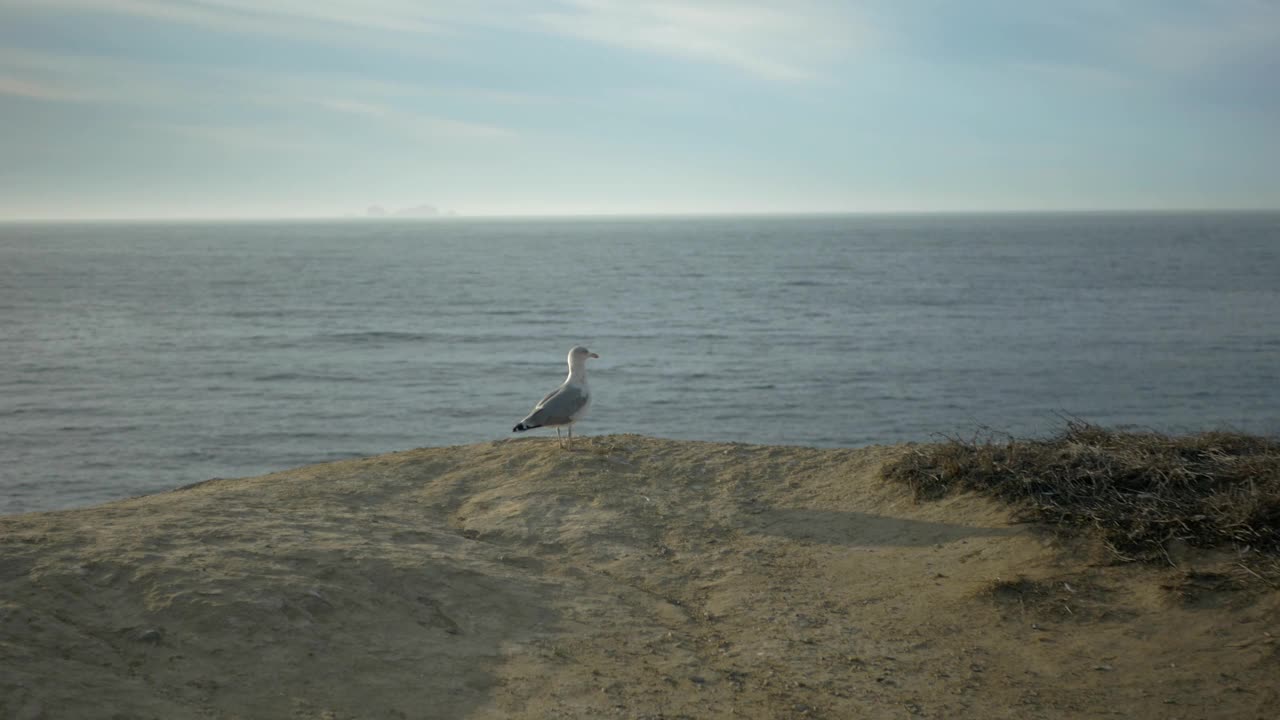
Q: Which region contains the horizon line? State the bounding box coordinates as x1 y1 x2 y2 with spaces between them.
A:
2 207 1279 223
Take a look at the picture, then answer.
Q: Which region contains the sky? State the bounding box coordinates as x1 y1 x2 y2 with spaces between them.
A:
1 0 1278 219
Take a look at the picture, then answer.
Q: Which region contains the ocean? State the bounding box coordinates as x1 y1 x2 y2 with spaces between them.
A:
3 213 1278 514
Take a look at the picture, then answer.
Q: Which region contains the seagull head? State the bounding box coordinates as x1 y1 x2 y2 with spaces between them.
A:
568 345 599 365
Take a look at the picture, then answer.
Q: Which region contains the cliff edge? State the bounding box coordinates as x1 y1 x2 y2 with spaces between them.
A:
2 435 1276 719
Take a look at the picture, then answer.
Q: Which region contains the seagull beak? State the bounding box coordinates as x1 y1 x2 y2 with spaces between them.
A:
589 352 599 359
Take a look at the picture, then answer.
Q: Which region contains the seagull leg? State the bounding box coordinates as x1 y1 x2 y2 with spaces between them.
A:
568 425 573 450
556 427 563 448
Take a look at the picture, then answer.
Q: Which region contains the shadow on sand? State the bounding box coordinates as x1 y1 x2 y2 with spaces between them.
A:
746 507 1021 547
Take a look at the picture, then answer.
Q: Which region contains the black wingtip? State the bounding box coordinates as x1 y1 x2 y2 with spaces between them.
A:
513 422 542 433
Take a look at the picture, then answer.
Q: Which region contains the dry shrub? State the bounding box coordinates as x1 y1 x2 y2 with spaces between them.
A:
882 422 1280 574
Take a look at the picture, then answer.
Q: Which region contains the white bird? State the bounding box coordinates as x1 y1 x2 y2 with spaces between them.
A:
512 346 599 449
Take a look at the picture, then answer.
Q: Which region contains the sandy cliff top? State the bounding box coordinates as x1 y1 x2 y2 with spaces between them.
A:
2 435 1276 719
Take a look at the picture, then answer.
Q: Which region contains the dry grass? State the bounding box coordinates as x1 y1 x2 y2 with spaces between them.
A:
882 422 1280 582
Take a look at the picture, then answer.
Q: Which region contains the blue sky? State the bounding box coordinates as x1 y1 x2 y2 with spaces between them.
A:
1 0 1278 218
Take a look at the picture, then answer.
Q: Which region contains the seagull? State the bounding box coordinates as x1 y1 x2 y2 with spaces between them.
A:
512 346 599 449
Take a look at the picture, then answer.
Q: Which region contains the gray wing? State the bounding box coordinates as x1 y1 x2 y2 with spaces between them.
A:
523 383 589 426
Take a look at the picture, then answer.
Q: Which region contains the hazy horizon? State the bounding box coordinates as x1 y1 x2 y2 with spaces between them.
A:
5 208 1280 224
3 1 1278 220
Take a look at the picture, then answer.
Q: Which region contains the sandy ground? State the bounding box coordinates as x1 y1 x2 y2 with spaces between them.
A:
1 435 1276 719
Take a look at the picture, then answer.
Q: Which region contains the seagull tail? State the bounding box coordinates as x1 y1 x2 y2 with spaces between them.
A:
513 422 542 433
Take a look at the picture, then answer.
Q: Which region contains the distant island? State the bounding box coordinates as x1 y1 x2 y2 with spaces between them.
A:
364 203 457 218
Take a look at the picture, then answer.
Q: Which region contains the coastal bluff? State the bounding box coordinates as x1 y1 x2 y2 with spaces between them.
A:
2 435 1276 719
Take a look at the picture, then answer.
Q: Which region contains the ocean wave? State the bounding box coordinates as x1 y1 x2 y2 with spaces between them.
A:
320 331 436 344
251 372 369 383
587 331 737 341
226 309 297 319
57 425 143 434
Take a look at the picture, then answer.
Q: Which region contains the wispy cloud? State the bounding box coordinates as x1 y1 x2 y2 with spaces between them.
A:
1124 1 1280 73
0 74 84 101
859 1 1280 109
7 1 865 83
0 46 519 143
12 0 446 37
306 96 516 140
534 0 862 82
152 122 319 153
0 46 199 104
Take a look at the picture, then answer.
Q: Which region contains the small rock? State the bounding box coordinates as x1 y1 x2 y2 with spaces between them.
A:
132 628 164 645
